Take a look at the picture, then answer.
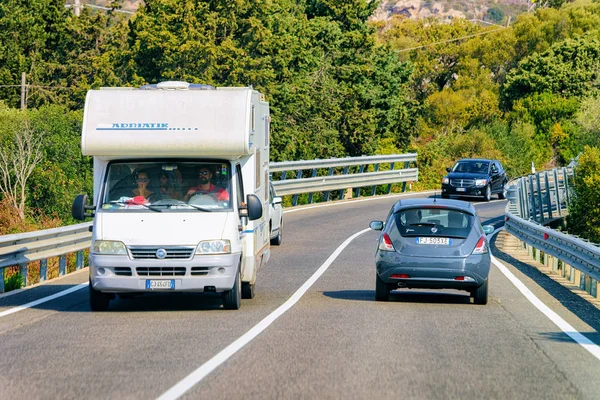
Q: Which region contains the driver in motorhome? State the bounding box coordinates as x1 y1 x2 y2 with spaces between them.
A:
183 165 229 202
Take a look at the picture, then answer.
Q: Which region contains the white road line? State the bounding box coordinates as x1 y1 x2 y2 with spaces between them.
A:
491 255 600 361
157 228 371 400
0 282 88 318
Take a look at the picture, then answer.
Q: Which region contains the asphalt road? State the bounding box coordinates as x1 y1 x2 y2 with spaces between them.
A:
1 193 599 400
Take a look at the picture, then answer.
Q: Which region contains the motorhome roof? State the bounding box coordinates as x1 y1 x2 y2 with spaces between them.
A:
82 85 267 160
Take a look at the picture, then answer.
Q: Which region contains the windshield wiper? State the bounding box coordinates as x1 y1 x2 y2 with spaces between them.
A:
409 223 436 227
185 204 214 212
105 200 161 212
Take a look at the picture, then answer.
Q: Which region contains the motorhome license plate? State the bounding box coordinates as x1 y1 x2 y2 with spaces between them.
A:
417 237 451 245
456 188 466 192
146 280 175 290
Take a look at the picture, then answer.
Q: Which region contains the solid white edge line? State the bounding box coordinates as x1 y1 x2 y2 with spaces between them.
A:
489 231 600 362
157 227 371 400
0 282 89 318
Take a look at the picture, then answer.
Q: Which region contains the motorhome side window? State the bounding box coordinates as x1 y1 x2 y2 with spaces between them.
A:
101 161 232 212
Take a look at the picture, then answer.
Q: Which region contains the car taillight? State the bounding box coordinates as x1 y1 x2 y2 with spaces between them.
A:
379 233 395 252
472 236 488 254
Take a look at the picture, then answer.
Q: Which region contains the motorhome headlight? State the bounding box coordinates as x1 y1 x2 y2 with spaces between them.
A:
93 240 127 255
475 179 488 187
195 240 231 255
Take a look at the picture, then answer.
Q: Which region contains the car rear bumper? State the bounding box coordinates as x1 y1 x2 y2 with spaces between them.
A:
441 184 487 197
89 252 241 293
375 252 490 290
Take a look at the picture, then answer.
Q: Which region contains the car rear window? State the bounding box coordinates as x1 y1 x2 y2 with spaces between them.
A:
390 208 474 239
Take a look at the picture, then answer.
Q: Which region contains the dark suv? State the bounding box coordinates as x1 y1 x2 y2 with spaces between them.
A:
441 159 507 202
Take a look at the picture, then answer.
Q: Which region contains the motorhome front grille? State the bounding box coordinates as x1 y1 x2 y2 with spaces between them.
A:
450 179 475 188
191 267 210 276
136 267 186 276
114 267 132 276
128 247 195 260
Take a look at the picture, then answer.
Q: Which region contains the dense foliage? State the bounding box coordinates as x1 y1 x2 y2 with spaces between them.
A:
0 0 599 236
567 146 600 243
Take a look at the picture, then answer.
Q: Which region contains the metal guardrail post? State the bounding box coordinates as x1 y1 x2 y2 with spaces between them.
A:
292 170 302 206
19 264 28 287
563 167 571 205
323 167 334 201
535 173 544 223
354 165 365 198
386 162 395 194
402 161 410 192
76 251 84 270
59 255 67 276
339 166 349 200
544 171 553 219
520 179 528 220
553 169 562 216
40 259 48 281
307 168 317 204
371 164 380 196
0 270 4 293
528 176 537 223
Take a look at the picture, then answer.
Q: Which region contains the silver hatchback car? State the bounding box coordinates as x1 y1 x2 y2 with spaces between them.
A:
370 198 494 304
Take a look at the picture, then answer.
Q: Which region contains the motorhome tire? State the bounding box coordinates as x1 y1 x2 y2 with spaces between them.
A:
223 270 241 310
89 281 110 311
242 282 255 299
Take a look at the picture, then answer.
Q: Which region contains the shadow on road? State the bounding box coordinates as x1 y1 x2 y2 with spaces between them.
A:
535 331 600 346
322 289 472 304
491 235 600 337
0 285 228 312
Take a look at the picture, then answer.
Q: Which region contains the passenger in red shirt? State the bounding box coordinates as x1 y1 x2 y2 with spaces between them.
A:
183 166 230 202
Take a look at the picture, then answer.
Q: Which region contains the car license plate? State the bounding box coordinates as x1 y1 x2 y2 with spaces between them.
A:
456 188 466 192
417 237 451 245
146 279 175 290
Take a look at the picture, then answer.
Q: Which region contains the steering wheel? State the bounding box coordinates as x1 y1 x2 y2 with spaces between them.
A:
188 192 219 206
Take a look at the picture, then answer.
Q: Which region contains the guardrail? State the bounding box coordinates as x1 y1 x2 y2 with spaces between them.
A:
270 154 418 206
0 153 418 292
504 167 600 297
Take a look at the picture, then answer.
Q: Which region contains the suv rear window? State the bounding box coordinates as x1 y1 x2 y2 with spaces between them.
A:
389 208 474 239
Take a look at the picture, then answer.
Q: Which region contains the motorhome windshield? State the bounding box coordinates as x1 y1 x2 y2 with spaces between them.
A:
101 161 232 212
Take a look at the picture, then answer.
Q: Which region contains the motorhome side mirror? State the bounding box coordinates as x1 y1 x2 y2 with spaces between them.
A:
246 194 263 221
72 194 94 221
446 167 451 173
369 221 384 231
273 196 282 205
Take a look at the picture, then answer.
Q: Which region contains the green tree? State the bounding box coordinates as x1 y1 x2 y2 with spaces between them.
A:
567 146 600 243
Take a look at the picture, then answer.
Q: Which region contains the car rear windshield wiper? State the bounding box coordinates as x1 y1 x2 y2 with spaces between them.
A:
409 223 436 227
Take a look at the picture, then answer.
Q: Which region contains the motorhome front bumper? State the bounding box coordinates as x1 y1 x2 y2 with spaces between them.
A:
89 252 241 293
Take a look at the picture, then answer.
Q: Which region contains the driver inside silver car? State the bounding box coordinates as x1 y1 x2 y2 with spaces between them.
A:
182 165 230 202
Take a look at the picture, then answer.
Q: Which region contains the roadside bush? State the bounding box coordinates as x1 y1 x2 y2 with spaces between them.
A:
566 146 600 243
4 271 24 292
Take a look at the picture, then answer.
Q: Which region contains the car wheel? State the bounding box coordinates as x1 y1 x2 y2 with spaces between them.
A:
270 219 282 246
89 280 110 311
241 282 255 299
472 279 488 305
483 185 491 202
223 270 241 310
498 181 507 200
375 274 390 302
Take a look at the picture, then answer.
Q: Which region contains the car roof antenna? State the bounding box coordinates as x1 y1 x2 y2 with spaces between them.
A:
433 191 437 203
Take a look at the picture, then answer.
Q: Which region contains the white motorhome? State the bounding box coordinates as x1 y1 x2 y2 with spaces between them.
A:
72 81 271 311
